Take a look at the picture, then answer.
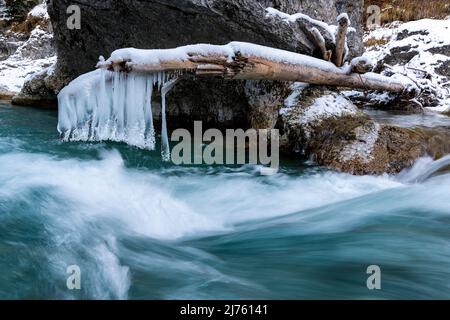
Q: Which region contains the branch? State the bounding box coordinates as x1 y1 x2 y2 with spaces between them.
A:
97 42 418 96
333 14 350 67
309 27 332 61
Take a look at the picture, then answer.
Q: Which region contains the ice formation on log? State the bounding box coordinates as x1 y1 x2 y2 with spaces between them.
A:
58 41 418 159
58 68 176 159
58 41 346 160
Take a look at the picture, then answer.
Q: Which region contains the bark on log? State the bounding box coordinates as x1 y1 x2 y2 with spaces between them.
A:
97 43 417 96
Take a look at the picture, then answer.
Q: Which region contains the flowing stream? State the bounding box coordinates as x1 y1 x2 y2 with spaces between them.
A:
1 101 450 299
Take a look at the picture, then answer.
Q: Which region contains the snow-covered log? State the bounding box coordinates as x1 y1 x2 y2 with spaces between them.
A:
97 42 418 95
58 43 418 160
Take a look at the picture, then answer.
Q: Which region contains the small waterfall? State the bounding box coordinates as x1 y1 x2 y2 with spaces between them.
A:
398 154 450 183
57 69 176 158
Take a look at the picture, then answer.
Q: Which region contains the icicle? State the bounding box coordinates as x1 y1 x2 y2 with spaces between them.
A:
157 72 162 90
112 71 125 141
57 68 179 159
144 75 155 150
160 77 177 162
95 69 112 140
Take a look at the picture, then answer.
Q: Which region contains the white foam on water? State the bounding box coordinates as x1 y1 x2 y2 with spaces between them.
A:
2 146 450 298
0 150 223 240
0 149 404 240
397 154 450 183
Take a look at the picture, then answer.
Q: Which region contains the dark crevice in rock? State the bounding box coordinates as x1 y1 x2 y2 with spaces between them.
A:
427 45 450 56
396 29 429 41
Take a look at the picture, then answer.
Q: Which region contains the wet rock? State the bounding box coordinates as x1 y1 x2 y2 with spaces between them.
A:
244 80 289 129
0 83 15 99
161 78 250 130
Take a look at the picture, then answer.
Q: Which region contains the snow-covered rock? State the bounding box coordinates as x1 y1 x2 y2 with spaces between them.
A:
0 1 56 101
362 19 450 113
12 61 60 107
278 86 450 175
340 122 380 163
0 24 55 97
14 26 54 59
28 2 48 21
279 87 362 156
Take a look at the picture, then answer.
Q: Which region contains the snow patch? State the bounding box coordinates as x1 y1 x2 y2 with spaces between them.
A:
0 56 56 94
300 94 358 125
28 3 49 20
266 7 356 39
363 18 450 112
341 122 381 163
281 82 309 114
337 13 350 25
265 7 338 38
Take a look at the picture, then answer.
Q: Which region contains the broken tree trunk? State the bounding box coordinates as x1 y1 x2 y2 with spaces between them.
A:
332 14 350 67
308 27 332 61
97 42 417 96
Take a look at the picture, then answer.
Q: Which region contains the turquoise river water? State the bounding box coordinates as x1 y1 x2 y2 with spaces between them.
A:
1 101 450 299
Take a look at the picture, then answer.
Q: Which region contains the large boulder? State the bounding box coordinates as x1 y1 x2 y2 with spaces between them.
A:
46 0 364 126
278 86 450 175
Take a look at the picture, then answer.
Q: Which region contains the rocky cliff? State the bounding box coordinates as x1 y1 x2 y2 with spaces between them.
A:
45 0 364 128
47 0 363 81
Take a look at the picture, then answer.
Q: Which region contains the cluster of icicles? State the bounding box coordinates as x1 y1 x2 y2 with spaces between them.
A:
57 69 177 160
